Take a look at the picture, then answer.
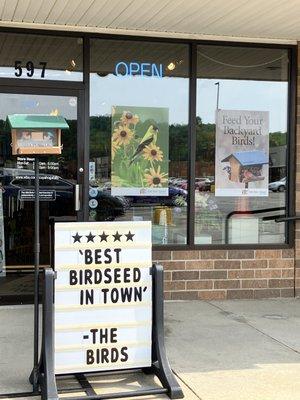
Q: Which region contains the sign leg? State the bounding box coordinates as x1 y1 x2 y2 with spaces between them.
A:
151 264 184 399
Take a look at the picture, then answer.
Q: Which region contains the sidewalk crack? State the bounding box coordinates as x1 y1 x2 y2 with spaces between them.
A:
207 301 300 356
173 369 203 400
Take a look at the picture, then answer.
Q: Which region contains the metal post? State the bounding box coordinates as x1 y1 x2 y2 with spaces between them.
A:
215 82 220 110
33 156 40 392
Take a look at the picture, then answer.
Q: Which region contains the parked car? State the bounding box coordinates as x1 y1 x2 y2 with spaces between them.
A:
1 173 126 221
269 177 286 192
127 185 187 207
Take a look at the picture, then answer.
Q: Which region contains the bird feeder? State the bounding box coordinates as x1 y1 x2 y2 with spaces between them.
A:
221 150 269 188
7 114 69 155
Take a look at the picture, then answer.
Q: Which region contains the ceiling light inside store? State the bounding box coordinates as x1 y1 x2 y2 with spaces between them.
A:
167 62 176 71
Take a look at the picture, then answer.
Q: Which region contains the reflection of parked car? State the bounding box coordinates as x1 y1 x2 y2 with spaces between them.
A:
128 186 187 207
89 188 126 221
1 174 74 199
269 177 286 192
98 181 187 207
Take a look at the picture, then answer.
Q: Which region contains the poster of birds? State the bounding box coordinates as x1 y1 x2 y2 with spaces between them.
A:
111 106 169 196
215 109 269 197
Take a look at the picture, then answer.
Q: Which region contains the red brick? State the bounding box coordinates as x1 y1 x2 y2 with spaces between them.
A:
164 271 171 281
164 281 185 291
242 260 267 269
172 251 199 260
186 280 213 290
214 260 240 270
242 279 268 289
185 260 214 270
153 251 171 261
171 291 198 300
228 250 254 259
282 269 294 278
255 269 281 278
255 250 282 259
227 290 253 299
269 259 294 269
254 289 280 299
280 289 294 297
214 280 240 289
173 271 199 281
200 270 227 280
164 292 171 300
200 250 227 259
198 290 226 300
282 249 294 258
228 270 254 279
269 279 294 288
163 261 185 271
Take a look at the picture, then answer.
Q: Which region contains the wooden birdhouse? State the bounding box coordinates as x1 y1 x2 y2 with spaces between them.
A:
7 114 69 155
221 150 269 186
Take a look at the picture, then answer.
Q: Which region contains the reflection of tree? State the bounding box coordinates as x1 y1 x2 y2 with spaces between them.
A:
89 115 287 177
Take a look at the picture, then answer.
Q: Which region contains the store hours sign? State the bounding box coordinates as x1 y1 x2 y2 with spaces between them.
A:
54 221 152 374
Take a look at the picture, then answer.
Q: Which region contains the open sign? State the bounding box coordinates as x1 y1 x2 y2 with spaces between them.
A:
114 61 163 78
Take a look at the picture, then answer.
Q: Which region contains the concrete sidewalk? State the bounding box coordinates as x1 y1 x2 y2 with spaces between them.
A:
1 299 300 399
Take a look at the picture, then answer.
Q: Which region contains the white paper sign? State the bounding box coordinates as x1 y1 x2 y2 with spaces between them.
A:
54 221 152 374
215 109 269 197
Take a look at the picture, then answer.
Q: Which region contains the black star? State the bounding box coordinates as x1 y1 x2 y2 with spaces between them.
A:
125 231 135 241
86 232 95 242
72 232 82 243
99 231 109 242
112 231 122 242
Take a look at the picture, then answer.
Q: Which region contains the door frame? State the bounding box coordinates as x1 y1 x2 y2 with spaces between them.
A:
0 85 88 288
0 85 87 220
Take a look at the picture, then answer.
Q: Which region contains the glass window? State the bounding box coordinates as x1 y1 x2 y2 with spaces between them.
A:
195 45 289 245
90 39 189 245
0 33 83 81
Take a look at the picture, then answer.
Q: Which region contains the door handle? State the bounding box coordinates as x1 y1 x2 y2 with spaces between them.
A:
75 184 81 211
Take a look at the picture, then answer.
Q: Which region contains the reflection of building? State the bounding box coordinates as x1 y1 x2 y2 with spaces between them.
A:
269 145 287 181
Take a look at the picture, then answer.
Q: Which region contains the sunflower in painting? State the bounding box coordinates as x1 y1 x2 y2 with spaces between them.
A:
121 111 139 126
144 165 168 187
143 143 163 162
112 125 134 146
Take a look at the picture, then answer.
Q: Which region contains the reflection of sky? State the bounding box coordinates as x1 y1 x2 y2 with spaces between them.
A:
0 93 77 120
198 79 288 132
90 74 288 132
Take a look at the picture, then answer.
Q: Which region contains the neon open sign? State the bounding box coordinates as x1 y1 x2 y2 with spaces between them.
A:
114 62 163 78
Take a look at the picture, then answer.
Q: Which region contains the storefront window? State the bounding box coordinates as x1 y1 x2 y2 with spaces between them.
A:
0 33 83 81
195 45 289 244
89 39 189 245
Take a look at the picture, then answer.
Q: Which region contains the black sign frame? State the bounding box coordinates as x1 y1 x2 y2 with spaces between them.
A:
31 264 183 400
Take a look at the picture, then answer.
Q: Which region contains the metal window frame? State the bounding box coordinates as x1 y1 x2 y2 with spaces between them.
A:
0 26 296 251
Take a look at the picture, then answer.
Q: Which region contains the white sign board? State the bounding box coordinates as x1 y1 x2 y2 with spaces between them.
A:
54 221 152 374
215 109 269 197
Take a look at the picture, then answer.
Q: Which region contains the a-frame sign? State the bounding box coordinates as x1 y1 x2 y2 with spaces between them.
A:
34 221 183 400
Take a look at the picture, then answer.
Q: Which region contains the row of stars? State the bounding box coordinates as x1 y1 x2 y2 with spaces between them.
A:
72 231 135 243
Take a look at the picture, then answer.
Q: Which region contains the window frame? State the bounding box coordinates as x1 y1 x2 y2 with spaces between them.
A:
0 26 295 250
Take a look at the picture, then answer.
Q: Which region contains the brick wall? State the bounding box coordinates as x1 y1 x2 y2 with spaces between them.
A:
153 249 295 300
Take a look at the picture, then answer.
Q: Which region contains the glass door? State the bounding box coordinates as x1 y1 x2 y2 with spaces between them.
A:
0 89 83 303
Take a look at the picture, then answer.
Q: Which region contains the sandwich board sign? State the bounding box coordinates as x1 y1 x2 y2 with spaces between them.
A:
54 220 152 374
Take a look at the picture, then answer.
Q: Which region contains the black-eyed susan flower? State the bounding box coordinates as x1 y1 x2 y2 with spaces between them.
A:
112 125 133 146
143 143 163 162
144 166 168 187
121 111 139 126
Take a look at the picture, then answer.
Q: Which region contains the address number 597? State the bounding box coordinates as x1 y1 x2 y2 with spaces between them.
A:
14 61 47 78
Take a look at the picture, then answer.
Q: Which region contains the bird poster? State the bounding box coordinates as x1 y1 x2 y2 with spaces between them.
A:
111 106 169 196
215 109 269 197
